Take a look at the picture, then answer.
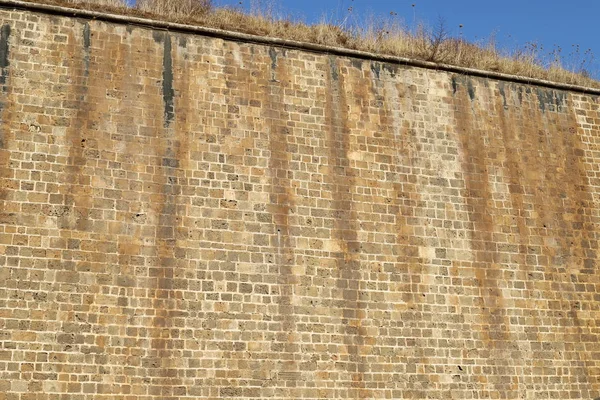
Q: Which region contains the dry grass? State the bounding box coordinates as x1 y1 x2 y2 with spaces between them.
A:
135 0 211 20
60 0 126 8
16 0 600 89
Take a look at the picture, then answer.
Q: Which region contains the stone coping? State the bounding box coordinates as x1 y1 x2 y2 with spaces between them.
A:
1 0 600 95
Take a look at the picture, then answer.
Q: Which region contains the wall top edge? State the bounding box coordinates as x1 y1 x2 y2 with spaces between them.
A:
2 0 600 96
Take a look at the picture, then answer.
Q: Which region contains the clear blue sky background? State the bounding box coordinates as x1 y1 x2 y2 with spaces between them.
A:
213 0 599 78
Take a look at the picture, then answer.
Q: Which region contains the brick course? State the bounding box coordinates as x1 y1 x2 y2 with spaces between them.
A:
0 4 599 399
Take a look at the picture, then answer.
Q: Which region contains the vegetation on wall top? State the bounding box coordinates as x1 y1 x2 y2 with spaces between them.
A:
15 0 600 89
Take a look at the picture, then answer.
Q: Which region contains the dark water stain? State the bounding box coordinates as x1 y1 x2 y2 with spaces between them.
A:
82 23 90 76
262 45 300 384
370 61 429 393
268 47 281 82
453 75 476 99
0 22 10 162
536 88 566 112
536 88 549 112
329 55 339 82
351 58 362 70
370 60 399 79
370 61 381 80
498 82 507 108
149 174 179 389
495 89 544 376
147 37 191 395
452 80 511 351
151 31 175 127
51 27 106 375
162 33 175 127
467 79 476 100
162 146 179 168
531 90 593 386
0 23 12 219
326 55 368 398
453 83 528 396
451 75 475 100
0 24 10 89
559 100 596 387
152 30 164 43
60 27 94 233
382 62 399 78
268 46 277 70
486 83 595 394
0 23 9 149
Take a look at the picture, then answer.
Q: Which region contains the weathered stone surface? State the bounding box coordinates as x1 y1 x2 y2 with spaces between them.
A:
0 5 599 400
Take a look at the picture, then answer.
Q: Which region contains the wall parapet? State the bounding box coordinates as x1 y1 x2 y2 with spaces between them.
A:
2 0 600 95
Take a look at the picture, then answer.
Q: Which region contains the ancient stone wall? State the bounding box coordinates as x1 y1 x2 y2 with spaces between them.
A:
0 2 599 399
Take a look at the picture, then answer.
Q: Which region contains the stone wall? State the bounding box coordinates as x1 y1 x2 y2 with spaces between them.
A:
0 2 599 399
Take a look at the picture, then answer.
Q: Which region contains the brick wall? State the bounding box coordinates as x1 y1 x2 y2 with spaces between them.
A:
0 3 599 399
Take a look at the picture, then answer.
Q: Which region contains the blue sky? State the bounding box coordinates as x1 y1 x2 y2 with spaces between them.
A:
213 0 599 78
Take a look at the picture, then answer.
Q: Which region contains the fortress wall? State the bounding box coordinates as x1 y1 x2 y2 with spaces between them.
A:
0 3 599 399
